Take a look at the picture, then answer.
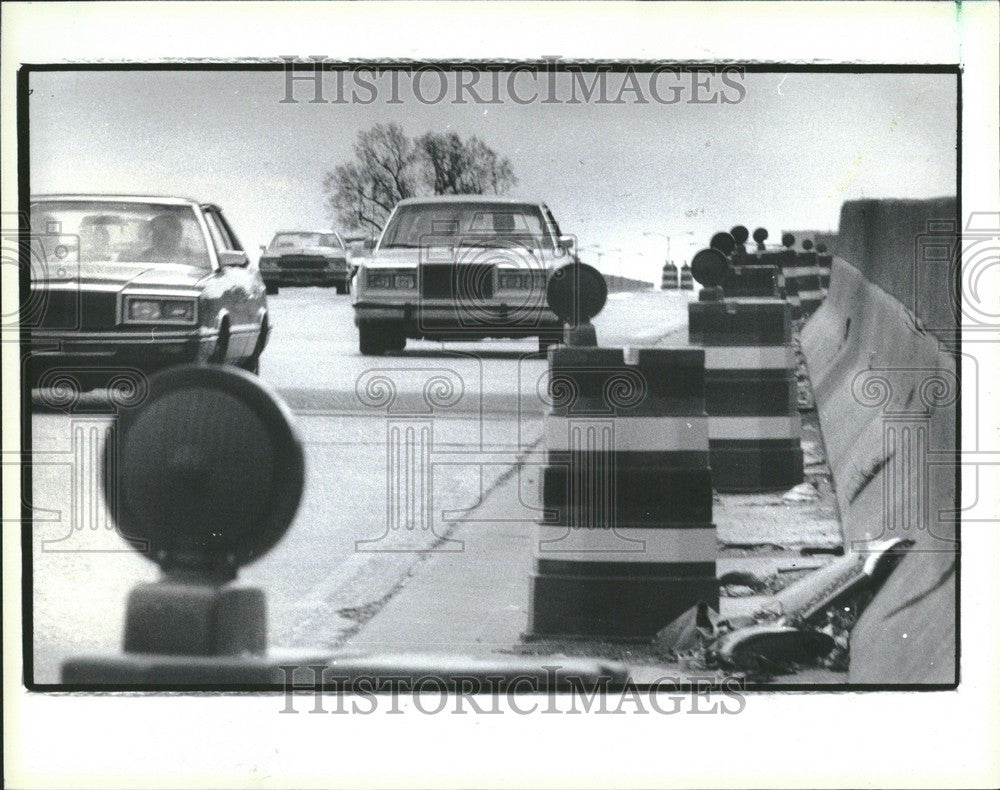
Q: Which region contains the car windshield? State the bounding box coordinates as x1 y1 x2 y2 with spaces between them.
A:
29 201 212 273
380 202 554 250
270 232 344 250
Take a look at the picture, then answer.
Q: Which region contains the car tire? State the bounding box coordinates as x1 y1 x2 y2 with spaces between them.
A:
240 317 268 375
334 283 345 295
359 322 387 356
388 328 406 352
266 283 279 296
538 333 560 354
210 324 230 364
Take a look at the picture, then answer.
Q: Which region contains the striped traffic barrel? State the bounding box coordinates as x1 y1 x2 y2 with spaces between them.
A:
723 262 779 297
688 293 804 492
795 241 824 316
778 247 801 319
679 262 694 290
661 261 679 290
816 244 832 289
527 346 718 639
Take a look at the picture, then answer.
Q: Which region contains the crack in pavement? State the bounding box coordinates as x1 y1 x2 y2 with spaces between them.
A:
280 436 544 649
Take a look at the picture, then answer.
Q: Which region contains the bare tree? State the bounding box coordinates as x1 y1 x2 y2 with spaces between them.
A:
324 123 420 233
414 132 518 196
326 125 518 233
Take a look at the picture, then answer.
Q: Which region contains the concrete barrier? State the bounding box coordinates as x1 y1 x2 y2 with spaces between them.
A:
800 197 958 684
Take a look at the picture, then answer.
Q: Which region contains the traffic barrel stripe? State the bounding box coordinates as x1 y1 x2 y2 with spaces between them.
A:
535 525 717 563
544 416 708 452
723 264 779 297
541 465 713 524
704 345 795 368
705 374 797 416
528 575 720 639
679 263 694 290
708 415 802 440
689 300 792 346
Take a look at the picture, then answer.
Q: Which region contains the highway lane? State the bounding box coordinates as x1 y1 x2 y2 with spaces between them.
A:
29 286 693 682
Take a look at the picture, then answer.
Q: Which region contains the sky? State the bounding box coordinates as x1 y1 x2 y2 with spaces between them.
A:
29 67 957 282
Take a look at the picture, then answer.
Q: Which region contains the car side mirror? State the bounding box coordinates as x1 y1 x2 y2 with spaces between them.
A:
218 250 249 268
259 244 267 253
558 235 575 250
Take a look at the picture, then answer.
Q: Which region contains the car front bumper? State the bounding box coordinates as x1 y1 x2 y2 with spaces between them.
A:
25 328 218 382
261 267 351 286
353 299 562 338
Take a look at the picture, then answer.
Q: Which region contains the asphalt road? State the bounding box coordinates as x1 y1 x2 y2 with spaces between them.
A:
30 287 699 682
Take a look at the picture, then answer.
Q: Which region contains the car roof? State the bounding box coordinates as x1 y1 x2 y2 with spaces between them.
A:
394 195 544 207
271 230 341 236
31 194 203 207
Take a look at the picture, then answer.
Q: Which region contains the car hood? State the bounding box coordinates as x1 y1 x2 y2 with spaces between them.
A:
366 246 562 268
32 262 209 291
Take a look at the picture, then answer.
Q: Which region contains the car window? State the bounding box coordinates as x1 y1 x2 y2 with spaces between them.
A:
270 232 343 250
380 203 554 250
28 201 212 271
203 210 235 253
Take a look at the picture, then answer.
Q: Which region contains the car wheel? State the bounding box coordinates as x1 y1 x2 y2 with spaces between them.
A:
240 317 267 374
266 283 279 296
358 322 389 356
538 333 560 354
388 328 406 352
210 324 230 364
334 283 345 295
359 322 387 356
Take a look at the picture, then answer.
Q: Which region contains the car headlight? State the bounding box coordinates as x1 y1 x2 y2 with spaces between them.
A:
123 296 197 325
367 270 416 290
259 257 277 270
327 256 348 270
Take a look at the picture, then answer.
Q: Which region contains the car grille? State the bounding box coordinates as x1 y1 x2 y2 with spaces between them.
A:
30 289 119 331
420 264 495 301
279 255 328 270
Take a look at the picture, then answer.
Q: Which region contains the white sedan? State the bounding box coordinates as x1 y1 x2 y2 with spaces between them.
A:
352 196 575 355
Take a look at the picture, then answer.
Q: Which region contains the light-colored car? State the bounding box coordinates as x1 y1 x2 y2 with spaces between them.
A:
258 230 352 294
352 196 573 355
27 195 269 388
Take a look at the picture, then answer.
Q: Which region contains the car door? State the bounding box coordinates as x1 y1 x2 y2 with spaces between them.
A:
202 206 255 359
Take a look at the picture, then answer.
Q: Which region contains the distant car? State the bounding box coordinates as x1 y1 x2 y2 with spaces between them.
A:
352 196 571 355
258 230 352 294
26 195 270 389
